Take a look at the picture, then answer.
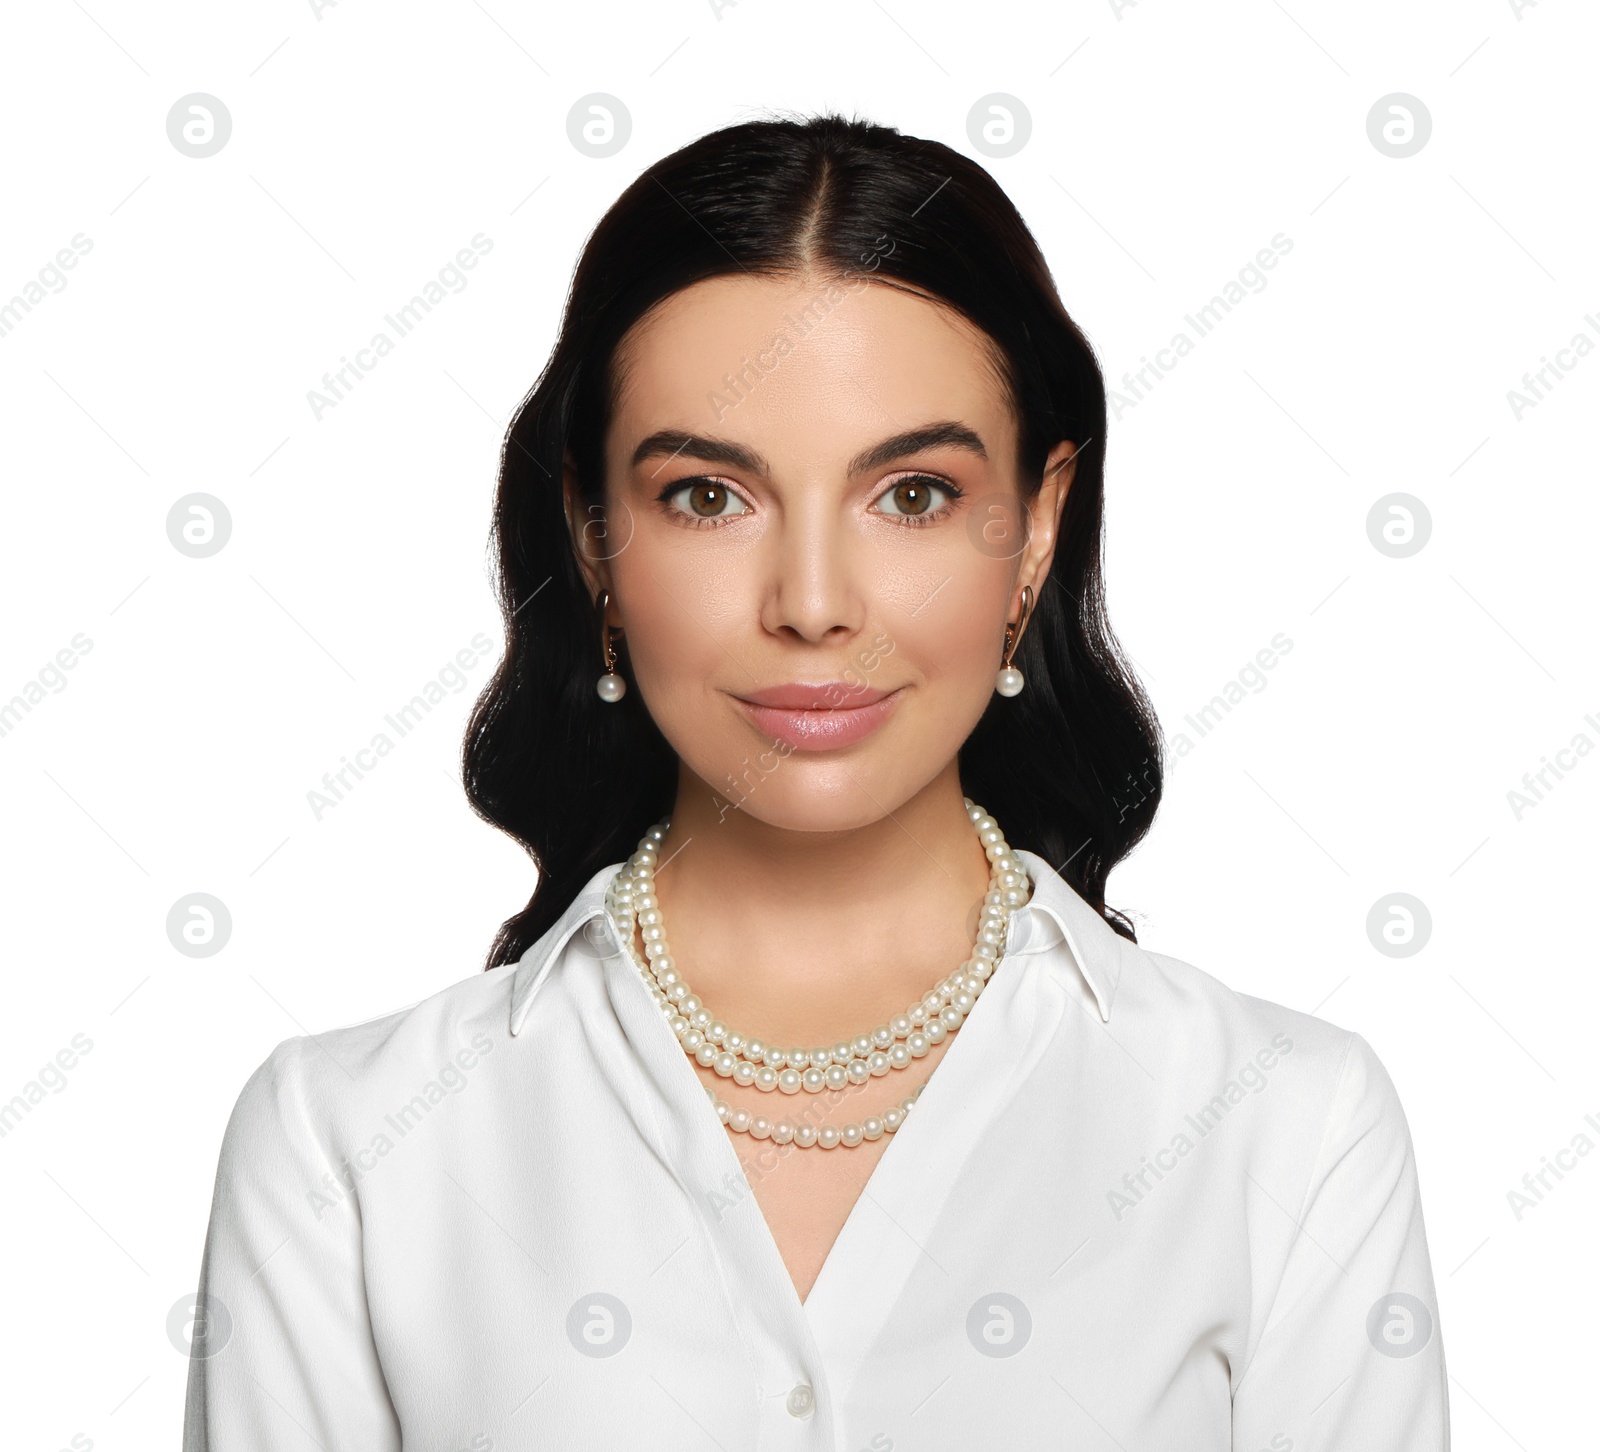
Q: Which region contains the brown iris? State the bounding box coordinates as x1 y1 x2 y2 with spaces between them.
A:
888 478 936 515
687 483 730 517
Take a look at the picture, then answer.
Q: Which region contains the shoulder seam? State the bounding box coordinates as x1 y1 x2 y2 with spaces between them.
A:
1232 1027 1360 1395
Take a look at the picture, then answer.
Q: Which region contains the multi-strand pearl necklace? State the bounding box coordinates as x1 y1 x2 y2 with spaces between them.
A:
604 798 1032 1150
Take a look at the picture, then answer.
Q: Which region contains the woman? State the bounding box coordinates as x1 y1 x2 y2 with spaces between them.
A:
184 113 1449 1448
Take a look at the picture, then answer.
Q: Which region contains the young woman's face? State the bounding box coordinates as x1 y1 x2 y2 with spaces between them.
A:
569 271 1076 831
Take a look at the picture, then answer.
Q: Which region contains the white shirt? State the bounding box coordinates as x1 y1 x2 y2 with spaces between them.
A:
184 849 1450 1449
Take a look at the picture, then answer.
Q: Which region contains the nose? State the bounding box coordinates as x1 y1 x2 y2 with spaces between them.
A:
758 493 866 645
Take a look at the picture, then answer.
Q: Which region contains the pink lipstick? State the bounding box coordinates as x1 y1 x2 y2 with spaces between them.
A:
732 682 903 752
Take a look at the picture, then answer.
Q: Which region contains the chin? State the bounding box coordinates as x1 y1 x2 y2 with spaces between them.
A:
707 761 911 832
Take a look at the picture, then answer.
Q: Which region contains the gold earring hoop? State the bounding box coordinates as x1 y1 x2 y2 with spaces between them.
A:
596 590 626 704
995 584 1034 698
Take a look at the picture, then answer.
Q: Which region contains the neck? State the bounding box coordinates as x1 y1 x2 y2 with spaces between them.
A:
642 760 994 1047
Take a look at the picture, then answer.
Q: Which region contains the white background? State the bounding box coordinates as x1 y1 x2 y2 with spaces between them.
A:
1 0 1594 1447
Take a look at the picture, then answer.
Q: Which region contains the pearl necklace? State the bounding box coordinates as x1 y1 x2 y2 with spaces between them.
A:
605 798 1032 1149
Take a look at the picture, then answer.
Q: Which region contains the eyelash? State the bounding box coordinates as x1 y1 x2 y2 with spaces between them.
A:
654 474 965 530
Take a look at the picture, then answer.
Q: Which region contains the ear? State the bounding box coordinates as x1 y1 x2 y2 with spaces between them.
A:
1016 439 1079 600
563 453 614 608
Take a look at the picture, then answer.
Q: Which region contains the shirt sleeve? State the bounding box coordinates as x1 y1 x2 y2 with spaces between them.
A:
1231 1031 1450 1450
182 1036 401 1450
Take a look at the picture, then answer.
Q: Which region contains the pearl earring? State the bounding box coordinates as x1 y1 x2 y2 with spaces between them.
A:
595 590 626 703
995 584 1034 698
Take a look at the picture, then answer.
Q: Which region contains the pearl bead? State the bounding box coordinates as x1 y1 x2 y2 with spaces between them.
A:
611 807 1023 1148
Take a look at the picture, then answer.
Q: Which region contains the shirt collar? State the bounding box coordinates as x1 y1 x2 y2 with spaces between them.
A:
508 846 1126 1036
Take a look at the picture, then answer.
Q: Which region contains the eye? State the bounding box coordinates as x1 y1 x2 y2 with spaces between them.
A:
657 477 752 527
869 473 964 525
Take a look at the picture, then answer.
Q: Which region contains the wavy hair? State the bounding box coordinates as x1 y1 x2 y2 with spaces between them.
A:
462 111 1164 969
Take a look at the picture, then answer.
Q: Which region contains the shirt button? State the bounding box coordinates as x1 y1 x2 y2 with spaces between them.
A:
785 1382 815 1418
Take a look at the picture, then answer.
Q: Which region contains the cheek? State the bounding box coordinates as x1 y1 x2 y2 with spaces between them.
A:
607 543 744 709
883 565 1011 700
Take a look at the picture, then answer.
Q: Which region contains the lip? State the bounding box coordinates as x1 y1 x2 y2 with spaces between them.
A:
732 683 903 752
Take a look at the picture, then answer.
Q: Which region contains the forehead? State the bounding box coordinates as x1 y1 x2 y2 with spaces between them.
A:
609 272 1013 465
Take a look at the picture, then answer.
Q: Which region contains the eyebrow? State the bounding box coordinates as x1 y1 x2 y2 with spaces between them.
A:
630 421 989 479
